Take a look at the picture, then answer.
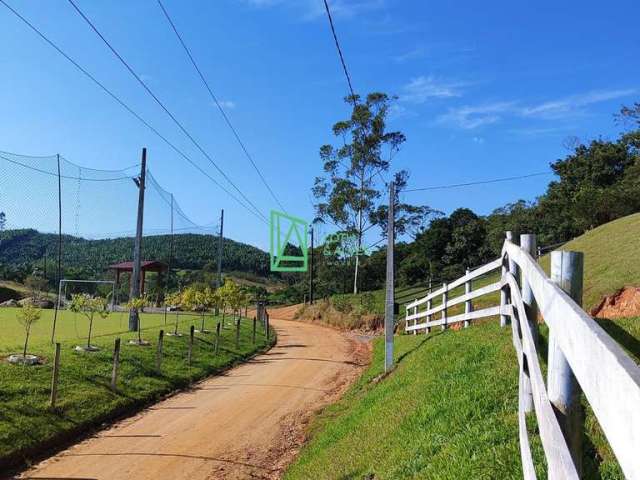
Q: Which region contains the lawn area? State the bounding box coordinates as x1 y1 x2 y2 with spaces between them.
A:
284 317 638 480
0 307 216 351
0 307 274 470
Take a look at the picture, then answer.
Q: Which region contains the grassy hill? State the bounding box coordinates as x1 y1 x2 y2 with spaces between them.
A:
539 212 640 311
285 214 640 479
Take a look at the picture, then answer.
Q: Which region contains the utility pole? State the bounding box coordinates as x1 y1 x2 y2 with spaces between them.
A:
308 225 314 304
384 182 395 373
129 148 146 332
164 194 174 326
216 209 224 289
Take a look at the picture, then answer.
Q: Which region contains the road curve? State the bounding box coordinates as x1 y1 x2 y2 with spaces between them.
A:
18 309 369 480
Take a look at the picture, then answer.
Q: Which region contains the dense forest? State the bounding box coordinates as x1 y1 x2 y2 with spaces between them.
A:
0 229 270 286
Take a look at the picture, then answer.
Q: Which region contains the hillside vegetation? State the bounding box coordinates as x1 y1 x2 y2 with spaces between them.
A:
0 229 270 274
286 215 640 479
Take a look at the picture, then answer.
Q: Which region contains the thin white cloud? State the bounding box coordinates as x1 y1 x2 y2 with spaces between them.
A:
437 102 515 129
393 47 426 63
521 89 636 119
437 88 636 130
401 76 466 104
217 100 236 109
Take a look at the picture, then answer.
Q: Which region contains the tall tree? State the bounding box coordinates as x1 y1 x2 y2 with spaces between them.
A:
313 93 430 293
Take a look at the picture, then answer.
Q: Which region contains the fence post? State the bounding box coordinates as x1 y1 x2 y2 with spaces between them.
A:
252 316 257 344
441 283 447 330
500 231 513 327
49 342 61 408
464 268 472 328
412 299 418 335
426 296 432 333
384 181 395 373
516 234 534 413
549 250 584 476
188 325 194 365
156 329 164 372
111 337 121 392
520 234 539 346
235 317 241 349
266 312 270 340
215 321 221 355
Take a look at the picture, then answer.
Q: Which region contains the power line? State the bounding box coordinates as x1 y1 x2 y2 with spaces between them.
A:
0 0 266 224
66 0 268 222
156 0 287 213
401 171 553 193
322 0 357 104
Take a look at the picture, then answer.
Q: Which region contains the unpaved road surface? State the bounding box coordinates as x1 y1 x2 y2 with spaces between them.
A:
18 306 369 480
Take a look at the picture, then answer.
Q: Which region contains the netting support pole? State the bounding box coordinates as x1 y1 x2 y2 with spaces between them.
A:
51 153 63 344
216 209 224 289
164 194 174 325
129 148 147 332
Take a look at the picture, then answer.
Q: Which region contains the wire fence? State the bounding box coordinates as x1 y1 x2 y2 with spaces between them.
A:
0 149 218 309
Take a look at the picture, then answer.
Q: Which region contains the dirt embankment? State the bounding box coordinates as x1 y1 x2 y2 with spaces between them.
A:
591 286 640 319
295 300 383 334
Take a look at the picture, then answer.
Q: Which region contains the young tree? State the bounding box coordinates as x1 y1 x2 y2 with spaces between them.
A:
17 301 41 359
126 296 148 344
313 93 431 293
70 294 109 350
25 275 47 303
165 291 183 336
0 211 6 231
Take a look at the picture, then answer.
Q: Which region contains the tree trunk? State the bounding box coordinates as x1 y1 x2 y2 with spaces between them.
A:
23 326 30 358
88 315 94 348
353 252 360 294
174 312 179 335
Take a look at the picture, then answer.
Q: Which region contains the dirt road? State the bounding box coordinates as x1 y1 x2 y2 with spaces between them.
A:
18 307 369 480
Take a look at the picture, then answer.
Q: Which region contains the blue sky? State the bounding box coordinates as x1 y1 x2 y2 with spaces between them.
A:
0 0 638 250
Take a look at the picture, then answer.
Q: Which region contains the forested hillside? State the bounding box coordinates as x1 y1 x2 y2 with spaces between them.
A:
0 229 270 282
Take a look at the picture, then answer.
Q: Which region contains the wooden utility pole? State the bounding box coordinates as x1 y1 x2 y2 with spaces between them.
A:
51 153 63 344
384 182 395 373
308 226 314 305
549 250 584 476
216 209 224 289
129 148 147 332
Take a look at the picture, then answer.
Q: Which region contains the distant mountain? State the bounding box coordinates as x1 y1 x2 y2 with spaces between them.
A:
0 229 270 277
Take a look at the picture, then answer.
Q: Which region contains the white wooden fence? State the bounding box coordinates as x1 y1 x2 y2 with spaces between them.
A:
405 234 640 479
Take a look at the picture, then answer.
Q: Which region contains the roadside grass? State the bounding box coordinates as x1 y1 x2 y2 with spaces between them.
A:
0 310 274 470
285 317 637 480
285 322 535 480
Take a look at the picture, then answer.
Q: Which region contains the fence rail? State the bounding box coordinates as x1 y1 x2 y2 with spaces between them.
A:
405 232 640 479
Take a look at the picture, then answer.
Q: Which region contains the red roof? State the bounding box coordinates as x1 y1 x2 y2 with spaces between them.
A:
108 260 168 272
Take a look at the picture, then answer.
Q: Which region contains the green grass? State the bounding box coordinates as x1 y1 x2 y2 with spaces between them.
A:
0 307 210 350
539 212 640 310
285 323 534 479
287 215 640 478
0 308 274 470
285 318 637 480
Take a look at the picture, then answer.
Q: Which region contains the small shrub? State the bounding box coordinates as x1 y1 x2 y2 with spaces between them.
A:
332 295 352 314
